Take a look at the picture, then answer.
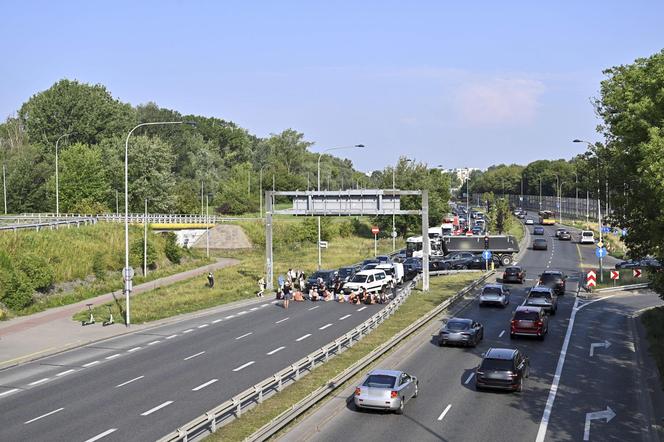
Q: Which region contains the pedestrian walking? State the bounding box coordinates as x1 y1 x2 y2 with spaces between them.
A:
257 276 265 297
207 272 215 288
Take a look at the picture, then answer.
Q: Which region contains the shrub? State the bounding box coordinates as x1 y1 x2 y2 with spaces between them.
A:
338 219 354 238
16 253 55 292
130 236 158 272
2 270 34 310
164 232 182 264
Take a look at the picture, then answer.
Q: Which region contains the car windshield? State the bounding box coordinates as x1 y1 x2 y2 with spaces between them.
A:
351 274 368 283
363 374 397 389
482 287 502 295
446 321 470 332
541 274 561 283
480 358 514 371
338 268 353 278
514 311 539 321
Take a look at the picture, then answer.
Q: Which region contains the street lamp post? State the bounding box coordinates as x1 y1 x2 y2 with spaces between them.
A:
124 121 195 327
55 133 72 218
573 139 603 282
574 171 579 219
2 164 6 215
143 199 148 276
259 166 267 218
317 144 364 269
539 176 542 210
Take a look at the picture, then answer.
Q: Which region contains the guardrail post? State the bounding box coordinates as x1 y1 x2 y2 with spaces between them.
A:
294 364 300 381
276 374 283 391
176 428 188 442
257 386 263 403
234 398 242 417
207 412 216 433
309 356 315 370
325 349 329 362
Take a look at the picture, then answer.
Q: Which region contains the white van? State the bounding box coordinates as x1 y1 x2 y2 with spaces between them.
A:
342 269 392 294
580 230 595 244
376 263 404 285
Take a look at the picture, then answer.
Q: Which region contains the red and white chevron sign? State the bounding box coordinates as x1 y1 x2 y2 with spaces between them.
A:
633 269 642 278
610 270 620 280
586 270 597 287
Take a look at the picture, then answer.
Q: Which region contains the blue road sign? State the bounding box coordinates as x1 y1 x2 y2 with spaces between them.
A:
622 228 628 236
595 247 608 258
601 226 611 234
482 250 492 260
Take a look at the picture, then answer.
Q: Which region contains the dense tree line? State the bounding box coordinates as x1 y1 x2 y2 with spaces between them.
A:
0 79 370 214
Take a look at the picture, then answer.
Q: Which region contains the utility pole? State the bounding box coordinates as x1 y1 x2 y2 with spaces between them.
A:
143 199 148 276
200 181 204 217
2 164 7 215
115 190 119 216
206 194 210 259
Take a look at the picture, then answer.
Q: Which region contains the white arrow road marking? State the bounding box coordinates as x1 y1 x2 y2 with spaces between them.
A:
115 376 144 388
192 379 218 391
84 428 117 442
589 340 611 357
24 407 64 424
464 372 475 385
141 401 173 416
437 404 452 421
584 406 616 440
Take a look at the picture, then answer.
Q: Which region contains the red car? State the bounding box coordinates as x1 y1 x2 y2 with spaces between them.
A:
510 306 549 340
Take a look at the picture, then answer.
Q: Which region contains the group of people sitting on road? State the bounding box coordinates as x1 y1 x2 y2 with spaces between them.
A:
269 269 392 309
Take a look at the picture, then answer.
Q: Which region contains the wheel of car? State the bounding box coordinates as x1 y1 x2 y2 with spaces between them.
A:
460 265 468 270
501 255 512 266
516 377 523 393
395 398 405 415
413 382 419 398
551 308 556 316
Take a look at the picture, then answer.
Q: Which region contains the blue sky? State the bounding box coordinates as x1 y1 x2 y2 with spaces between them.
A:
1 1 663 171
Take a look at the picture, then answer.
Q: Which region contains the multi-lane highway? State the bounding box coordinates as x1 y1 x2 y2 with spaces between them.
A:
281 222 663 442
0 290 393 441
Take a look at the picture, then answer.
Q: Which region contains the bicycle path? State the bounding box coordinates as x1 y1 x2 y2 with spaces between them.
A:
0 257 239 369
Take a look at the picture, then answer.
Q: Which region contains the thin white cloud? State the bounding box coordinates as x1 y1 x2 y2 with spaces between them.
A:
455 78 545 126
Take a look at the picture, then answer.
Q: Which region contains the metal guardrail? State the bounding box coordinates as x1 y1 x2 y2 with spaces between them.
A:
0 217 97 231
594 282 651 293
246 270 496 442
157 283 416 442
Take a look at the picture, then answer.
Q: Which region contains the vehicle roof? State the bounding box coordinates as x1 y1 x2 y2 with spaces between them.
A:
515 305 543 313
356 269 386 276
530 286 553 293
368 369 402 377
505 266 522 270
483 283 504 289
541 270 563 276
485 348 517 360
447 317 472 324
311 270 335 276
533 238 547 242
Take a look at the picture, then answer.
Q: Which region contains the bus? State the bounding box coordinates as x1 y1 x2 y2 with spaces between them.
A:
538 210 556 225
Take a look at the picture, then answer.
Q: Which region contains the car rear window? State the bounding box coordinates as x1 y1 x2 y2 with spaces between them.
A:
480 358 514 371
505 267 519 274
529 290 550 298
541 274 561 283
363 374 397 389
483 287 502 295
582 231 593 237
447 321 470 332
514 311 539 321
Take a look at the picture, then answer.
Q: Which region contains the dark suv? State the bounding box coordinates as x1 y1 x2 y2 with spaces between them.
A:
510 306 549 340
524 286 557 315
305 270 336 291
475 348 530 392
539 271 566 295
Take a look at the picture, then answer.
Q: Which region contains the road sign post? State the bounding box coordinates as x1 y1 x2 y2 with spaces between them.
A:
482 250 492 272
371 226 380 257
610 270 619 287
595 247 607 282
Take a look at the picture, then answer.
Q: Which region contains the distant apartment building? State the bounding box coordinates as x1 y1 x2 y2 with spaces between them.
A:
444 167 481 188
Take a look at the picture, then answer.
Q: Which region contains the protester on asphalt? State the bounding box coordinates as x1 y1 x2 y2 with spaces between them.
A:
207 272 214 288
256 277 265 297
282 281 292 309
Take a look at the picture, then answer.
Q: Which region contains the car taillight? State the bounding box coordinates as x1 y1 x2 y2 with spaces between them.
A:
354 387 361 396
390 391 398 398
535 320 543 326
509 372 519 378
503 273 507 278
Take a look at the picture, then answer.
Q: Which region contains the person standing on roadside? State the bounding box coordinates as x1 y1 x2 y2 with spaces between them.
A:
257 276 265 297
207 272 215 288
283 281 292 309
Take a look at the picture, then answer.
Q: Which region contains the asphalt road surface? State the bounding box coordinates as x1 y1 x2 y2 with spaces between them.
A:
0 292 393 441
282 223 662 442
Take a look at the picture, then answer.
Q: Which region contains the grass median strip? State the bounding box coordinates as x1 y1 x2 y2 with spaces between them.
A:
206 272 481 441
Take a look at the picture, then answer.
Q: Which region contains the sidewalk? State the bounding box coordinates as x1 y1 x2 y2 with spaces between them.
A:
0 257 238 369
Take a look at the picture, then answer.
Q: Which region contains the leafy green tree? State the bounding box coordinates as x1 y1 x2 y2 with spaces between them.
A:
592 49 664 297
216 162 259 214
18 79 135 148
56 143 111 212
126 135 176 213
5 144 51 212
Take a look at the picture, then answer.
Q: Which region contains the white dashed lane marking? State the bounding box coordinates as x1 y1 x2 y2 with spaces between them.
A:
212 319 222 324
115 376 144 388
499 330 505 338
319 323 333 330
437 404 452 421
192 379 218 391
235 332 253 340
233 361 255 372
140 401 173 416
296 334 312 342
105 354 121 360
184 351 206 361
56 369 75 377
165 334 177 340
147 340 160 346
197 324 209 329
267 346 285 355
0 388 19 398
128 347 142 352
183 329 194 334
24 407 64 424
83 428 117 442
275 317 289 324
83 361 100 367
339 314 352 320
308 306 320 311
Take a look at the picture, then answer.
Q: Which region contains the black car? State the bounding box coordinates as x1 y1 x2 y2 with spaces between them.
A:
616 258 662 270
502 266 526 283
539 271 566 295
362 262 380 271
338 265 360 283
305 270 336 291
475 348 529 392
533 226 545 235
558 231 572 241
524 286 557 315
403 257 422 280
440 251 477 270
533 239 548 250
376 255 392 264
437 318 484 347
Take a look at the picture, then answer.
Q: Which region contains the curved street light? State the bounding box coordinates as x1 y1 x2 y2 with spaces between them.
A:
55 132 74 218
123 121 196 326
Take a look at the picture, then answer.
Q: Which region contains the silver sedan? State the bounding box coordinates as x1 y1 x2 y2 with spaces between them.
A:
354 369 418 414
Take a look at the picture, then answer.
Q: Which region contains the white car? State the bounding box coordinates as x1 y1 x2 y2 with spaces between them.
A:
343 269 392 294
580 230 595 244
525 219 534 225
376 263 404 285
479 283 511 307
